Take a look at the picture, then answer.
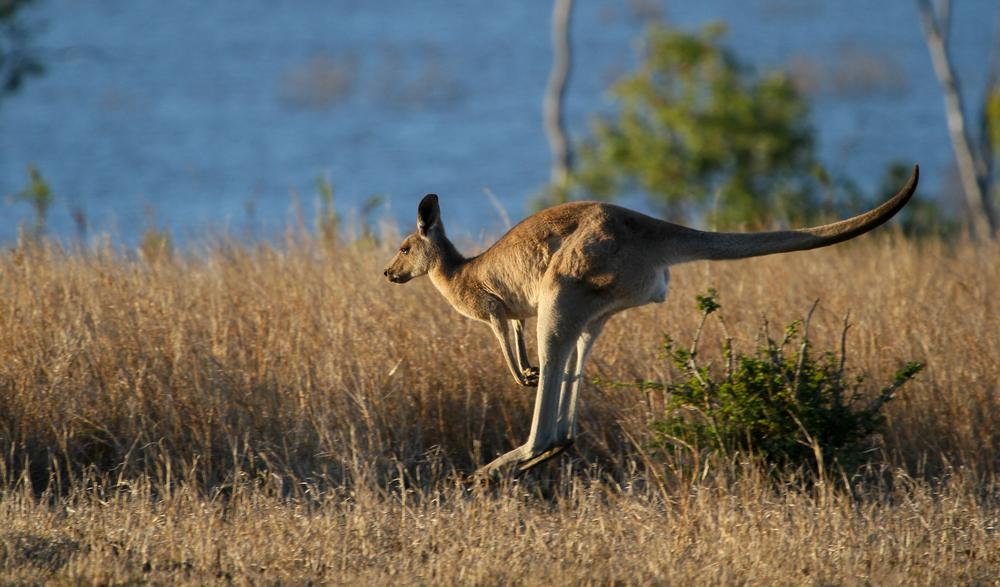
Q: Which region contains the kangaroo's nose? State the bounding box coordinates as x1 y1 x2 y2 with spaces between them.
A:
383 269 388 277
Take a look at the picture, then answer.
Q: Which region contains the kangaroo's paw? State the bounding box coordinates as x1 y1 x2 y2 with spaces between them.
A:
473 439 575 483
519 366 539 387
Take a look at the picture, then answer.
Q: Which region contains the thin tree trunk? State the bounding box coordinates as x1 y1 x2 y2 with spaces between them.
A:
916 0 998 238
544 0 574 193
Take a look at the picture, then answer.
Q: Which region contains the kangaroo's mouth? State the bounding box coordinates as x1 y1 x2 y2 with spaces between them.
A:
383 270 411 284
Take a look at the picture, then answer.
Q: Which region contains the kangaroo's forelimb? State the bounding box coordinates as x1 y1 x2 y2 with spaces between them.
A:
511 319 538 384
488 312 539 387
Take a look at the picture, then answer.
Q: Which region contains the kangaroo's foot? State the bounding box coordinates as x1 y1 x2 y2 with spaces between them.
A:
473 445 529 483
518 366 539 387
473 440 574 483
516 439 573 473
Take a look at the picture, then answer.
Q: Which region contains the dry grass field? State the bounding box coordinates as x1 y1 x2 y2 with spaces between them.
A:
1 232 998 584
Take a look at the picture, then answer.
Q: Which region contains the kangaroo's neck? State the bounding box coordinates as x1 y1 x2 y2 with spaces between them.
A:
427 238 472 291
429 237 466 276
427 239 496 320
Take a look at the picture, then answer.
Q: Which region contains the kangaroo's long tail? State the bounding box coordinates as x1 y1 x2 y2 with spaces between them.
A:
666 165 919 263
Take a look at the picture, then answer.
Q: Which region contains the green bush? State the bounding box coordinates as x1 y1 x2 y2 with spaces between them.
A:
566 23 822 228
10 164 52 242
605 290 922 472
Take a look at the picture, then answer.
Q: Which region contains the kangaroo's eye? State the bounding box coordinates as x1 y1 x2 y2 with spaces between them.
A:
400 247 410 255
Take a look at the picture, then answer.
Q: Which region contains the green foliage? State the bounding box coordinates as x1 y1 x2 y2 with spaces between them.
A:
569 23 823 228
608 290 923 472
988 87 1000 154
0 0 44 96
359 194 384 242
695 287 720 314
139 227 173 263
316 175 339 247
314 177 383 245
138 203 172 263
988 87 1000 208
10 164 52 241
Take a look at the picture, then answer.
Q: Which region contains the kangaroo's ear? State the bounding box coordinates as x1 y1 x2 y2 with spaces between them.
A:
417 194 440 236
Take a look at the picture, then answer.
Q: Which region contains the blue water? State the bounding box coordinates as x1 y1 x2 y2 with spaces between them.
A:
0 0 994 245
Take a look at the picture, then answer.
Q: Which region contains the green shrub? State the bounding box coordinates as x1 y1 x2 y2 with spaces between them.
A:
567 23 822 228
10 164 52 242
316 175 339 248
605 289 922 472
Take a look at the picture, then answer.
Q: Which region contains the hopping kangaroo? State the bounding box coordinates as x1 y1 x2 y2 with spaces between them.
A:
383 166 919 478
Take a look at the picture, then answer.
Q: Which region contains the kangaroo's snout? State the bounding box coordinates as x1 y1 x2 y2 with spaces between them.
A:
383 267 410 284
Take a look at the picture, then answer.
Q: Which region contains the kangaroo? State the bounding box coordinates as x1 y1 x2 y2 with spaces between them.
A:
383 166 919 478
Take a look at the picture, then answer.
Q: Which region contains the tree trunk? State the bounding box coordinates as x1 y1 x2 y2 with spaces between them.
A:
916 0 998 239
544 0 574 194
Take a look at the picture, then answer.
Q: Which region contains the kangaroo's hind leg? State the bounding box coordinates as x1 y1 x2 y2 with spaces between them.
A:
556 316 608 444
475 287 594 479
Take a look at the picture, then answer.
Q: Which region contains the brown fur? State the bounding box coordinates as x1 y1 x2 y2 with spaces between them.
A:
384 166 919 477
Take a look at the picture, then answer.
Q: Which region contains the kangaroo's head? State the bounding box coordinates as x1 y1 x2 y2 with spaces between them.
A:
383 194 450 283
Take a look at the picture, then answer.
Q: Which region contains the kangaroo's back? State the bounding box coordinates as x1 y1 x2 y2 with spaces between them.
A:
478 201 668 264
461 202 672 317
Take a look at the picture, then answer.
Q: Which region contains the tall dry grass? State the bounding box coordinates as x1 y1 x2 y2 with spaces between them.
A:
1 233 998 583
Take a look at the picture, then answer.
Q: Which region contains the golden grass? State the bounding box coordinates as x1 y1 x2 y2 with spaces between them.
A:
1 234 998 584
1 469 996 585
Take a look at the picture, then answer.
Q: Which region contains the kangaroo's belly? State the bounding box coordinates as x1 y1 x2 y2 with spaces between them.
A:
500 296 537 320
647 267 670 303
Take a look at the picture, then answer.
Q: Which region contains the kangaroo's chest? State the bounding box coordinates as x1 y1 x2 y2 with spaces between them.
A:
482 262 547 320
493 289 537 320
